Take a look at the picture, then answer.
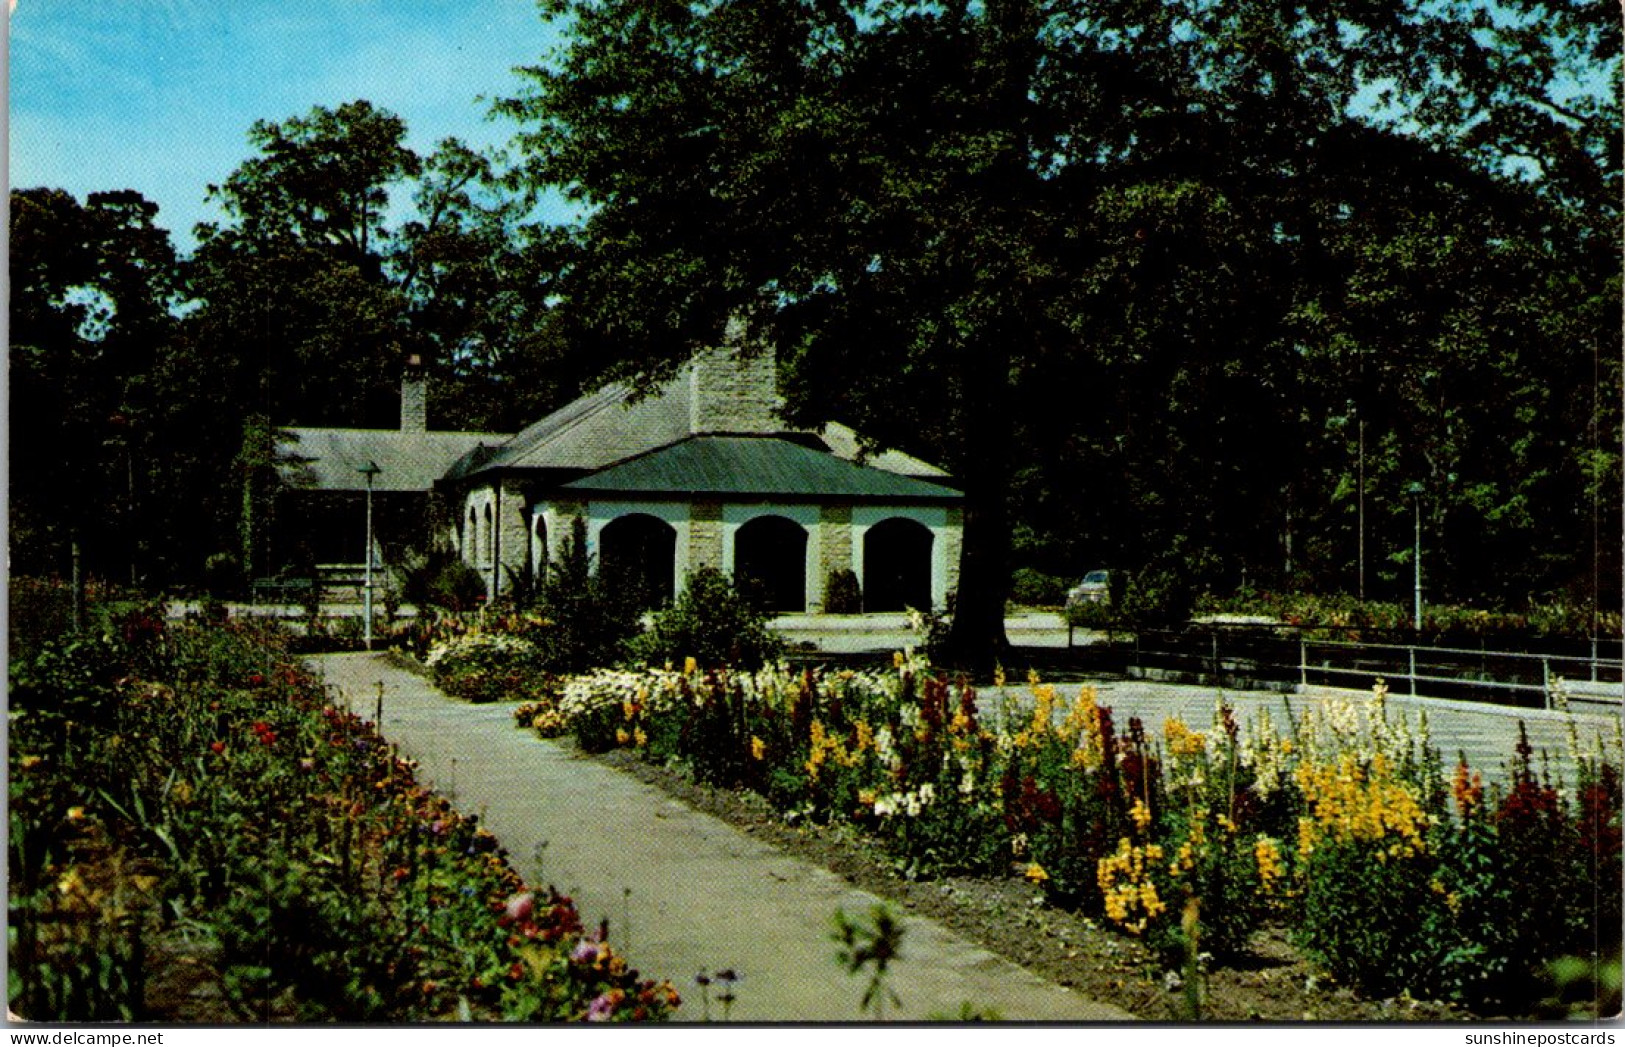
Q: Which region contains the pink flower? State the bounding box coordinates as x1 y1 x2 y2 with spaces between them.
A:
586 993 617 1022
503 891 535 925
571 940 601 964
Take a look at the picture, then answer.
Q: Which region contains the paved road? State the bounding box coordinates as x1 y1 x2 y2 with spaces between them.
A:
309 653 1135 1023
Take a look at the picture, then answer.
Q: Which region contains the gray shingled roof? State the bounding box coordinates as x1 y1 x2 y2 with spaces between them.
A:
279 428 510 492
559 436 961 502
454 377 693 478
445 364 950 484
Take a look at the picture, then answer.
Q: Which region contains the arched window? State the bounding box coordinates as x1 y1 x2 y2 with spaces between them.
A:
862 517 934 612
733 515 808 613
599 513 677 609
483 503 494 565
467 506 478 562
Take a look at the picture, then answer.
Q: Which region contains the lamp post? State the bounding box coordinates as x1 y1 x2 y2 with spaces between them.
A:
1407 481 1424 632
359 461 381 651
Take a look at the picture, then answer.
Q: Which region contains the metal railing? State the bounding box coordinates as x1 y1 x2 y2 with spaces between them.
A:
1296 637 1623 709
1129 626 1624 709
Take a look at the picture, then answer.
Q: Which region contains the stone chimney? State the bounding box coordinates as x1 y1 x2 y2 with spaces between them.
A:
689 318 781 434
401 354 427 433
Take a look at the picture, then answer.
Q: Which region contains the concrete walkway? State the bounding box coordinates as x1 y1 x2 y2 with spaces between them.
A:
310 653 1134 1023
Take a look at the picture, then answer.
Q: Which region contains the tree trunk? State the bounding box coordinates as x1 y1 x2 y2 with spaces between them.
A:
71 535 85 632
943 330 1015 670
944 478 1013 671
940 0 1038 672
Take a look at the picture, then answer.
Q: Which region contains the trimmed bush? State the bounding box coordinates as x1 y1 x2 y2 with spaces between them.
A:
824 568 863 615
1009 568 1070 607
626 567 785 670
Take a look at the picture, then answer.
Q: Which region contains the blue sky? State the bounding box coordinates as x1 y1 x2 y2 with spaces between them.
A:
9 0 565 252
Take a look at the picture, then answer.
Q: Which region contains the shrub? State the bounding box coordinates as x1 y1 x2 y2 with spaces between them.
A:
427 632 557 704
401 548 486 613
1009 568 1070 607
626 567 785 670
1116 546 1221 628
532 519 644 673
824 569 863 614
203 551 244 599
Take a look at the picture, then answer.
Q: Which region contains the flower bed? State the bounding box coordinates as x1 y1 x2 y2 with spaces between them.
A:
8 614 677 1022
530 653 1621 1015
426 630 561 706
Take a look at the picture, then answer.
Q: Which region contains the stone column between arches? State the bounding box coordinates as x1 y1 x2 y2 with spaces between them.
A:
539 500 587 565
943 505 964 601
689 501 724 575
496 481 529 591
817 505 853 612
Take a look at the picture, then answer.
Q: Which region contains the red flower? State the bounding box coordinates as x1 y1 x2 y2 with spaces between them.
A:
210 741 226 755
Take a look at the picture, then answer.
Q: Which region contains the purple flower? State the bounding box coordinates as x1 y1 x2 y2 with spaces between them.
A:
572 940 601 964
586 993 616 1022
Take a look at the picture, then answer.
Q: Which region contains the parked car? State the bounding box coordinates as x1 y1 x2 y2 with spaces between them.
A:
1066 570 1112 608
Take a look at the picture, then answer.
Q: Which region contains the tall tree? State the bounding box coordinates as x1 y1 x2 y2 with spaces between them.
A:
179 101 561 579
499 0 1618 650
9 188 181 588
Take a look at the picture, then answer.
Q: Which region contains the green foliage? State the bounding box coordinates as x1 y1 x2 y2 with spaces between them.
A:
1008 568 1069 608
823 568 863 615
832 904 905 1020
534 648 1621 1015
7 616 678 1022
533 518 643 673
402 548 487 613
497 0 1620 656
1116 549 1218 628
1293 835 1443 997
1198 589 1624 641
626 567 785 671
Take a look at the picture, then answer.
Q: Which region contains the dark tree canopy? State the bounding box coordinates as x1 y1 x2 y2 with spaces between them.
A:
8 3 1617 626
495 0 1620 660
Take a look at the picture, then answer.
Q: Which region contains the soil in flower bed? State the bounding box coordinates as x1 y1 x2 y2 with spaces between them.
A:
589 747 1475 1023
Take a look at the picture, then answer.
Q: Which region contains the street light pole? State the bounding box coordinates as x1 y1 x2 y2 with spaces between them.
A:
360 461 381 651
1407 481 1424 632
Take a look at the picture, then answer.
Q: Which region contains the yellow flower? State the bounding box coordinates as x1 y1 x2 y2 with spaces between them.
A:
750 736 766 761
615 728 630 747
1129 798 1153 833
1024 862 1049 884
1254 836 1284 893
634 728 648 748
683 656 698 676
1164 717 1206 757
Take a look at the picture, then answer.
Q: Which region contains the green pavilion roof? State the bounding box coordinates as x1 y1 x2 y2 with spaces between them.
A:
558 436 961 502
